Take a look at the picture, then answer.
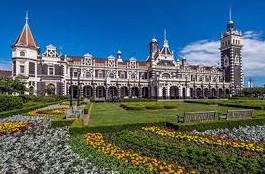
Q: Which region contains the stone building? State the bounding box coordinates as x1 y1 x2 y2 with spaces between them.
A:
11 13 243 99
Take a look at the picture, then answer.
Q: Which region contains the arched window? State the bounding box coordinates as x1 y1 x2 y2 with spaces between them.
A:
20 51 25 57
109 72 115 78
86 72 91 78
162 73 170 79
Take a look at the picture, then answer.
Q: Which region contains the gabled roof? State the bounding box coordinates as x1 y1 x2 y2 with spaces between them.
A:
13 21 38 49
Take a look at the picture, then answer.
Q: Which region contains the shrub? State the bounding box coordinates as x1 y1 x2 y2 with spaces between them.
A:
51 118 74 127
145 103 164 110
163 105 178 109
0 101 62 118
120 98 157 102
71 119 84 128
0 95 24 112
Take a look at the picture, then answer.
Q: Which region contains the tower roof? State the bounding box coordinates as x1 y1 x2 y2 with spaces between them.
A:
13 12 38 49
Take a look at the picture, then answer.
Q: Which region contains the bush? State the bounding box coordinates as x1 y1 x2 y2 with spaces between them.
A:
0 101 63 118
120 98 157 102
0 95 24 112
145 103 164 110
71 119 84 128
51 118 74 127
163 105 178 109
120 103 145 110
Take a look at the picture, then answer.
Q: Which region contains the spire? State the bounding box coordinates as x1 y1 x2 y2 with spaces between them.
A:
25 11 29 25
13 11 38 49
163 29 169 48
227 7 234 32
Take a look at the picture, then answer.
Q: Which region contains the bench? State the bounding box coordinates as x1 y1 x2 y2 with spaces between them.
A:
220 109 254 120
177 111 217 123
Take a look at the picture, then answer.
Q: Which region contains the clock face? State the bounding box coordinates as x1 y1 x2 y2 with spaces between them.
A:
234 55 240 65
224 55 229 67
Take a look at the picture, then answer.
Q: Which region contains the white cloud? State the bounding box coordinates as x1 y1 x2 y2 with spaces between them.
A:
0 60 11 70
180 31 265 77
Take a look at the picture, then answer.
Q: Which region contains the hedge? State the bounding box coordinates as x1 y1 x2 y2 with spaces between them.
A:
0 101 63 118
0 95 24 112
50 119 75 127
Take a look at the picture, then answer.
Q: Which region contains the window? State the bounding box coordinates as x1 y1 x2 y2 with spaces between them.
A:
20 65 25 73
119 72 125 79
98 71 103 78
86 72 91 78
73 71 78 78
48 67 54 75
20 51 25 57
109 73 115 78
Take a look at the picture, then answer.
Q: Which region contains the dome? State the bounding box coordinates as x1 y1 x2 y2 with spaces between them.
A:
117 50 122 54
129 57 137 61
84 53 92 57
108 55 115 59
151 37 157 42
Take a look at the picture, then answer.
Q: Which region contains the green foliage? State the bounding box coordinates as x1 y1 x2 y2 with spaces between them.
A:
120 98 157 102
0 95 24 112
121 102 178 110
0 101 62 118
0 77 26 94
71 119 84 128
19 95 67 103
51 118 75 127
70 120 265 174
242 87 265 96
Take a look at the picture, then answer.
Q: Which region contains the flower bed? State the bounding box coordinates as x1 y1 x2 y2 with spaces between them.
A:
0 122 30 136
192 125 265 143
143 126 264 153
84 132 187 174
28 108 66 118
0 115 113 174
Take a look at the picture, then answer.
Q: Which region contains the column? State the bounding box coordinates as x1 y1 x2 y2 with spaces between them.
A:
105 85 109 100
117 85 121 98
139 87 142 98
179 87 183 99
92 86 96 99
186 88 190 98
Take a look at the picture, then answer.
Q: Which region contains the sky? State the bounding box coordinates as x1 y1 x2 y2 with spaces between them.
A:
0 0 265 86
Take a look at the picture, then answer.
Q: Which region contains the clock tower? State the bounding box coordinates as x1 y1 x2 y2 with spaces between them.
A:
220 8 243 95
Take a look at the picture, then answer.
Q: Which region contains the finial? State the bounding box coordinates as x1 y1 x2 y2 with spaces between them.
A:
25 10 29 25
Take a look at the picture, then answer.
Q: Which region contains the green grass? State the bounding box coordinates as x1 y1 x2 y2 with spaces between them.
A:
88 101 265 127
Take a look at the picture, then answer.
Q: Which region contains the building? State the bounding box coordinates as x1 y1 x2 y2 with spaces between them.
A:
0 70 12 79
11 12 243 99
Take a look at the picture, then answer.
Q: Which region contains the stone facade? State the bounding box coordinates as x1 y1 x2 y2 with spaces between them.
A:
11 15 243 99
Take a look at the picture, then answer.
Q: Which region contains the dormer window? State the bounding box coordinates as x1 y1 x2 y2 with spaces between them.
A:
20 51 25 57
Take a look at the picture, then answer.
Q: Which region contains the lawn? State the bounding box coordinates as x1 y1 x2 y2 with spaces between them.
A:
88 101 265 127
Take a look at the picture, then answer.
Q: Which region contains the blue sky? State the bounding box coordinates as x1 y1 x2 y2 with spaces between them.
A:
1 0 265 86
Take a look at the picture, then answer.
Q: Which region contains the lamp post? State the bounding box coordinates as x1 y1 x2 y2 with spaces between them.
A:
69 67 73 110
77 69 81 106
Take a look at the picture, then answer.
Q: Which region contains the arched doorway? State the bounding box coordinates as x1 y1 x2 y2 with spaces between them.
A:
170 86 179 99
109 86 118 98
196 88 202 98
212 88 217 98
225 88 230 97
162 87 167 99
219 88 223 98
69 85 78 98
47 83 55 95
190 88 194 98
120 86 128 98
131 87 139 98
83 85 93 98
182 88 186 99
96 86 106 98
142 87 149 98
204 88 209 98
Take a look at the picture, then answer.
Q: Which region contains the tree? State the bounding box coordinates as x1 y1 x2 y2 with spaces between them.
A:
0 77 26 95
